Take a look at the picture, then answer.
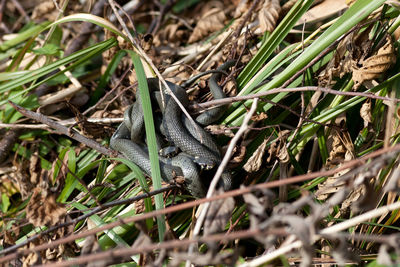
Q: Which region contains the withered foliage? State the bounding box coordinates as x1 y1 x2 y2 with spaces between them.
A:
1 0 400 266
319 30 396 89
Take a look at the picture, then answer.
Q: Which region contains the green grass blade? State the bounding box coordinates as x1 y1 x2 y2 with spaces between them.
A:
128 50 166 241
237 0 314 87
224 0 387 126
0 21 51 51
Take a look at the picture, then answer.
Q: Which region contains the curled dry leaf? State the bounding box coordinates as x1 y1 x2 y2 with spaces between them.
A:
353 36 396 89
360 101 372 128
26 188 66 227
258 0 281 33
205 124 235 137
243 138 268 172
230 145 246 164
266 130 290 163
251 112 268 121
188 8 227 43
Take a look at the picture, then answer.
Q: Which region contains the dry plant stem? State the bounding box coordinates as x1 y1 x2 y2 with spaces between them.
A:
0 118 123 130
34 228 286 267
384 90 395 148
191 86 400 110
196 30 233 71
10 0 29 23
186 98 259 266
0 185 177 260
28 230 397 266
8 102 114 157
239 199 400 267
233 0 261 38
2 144 400 260
83 66 133 115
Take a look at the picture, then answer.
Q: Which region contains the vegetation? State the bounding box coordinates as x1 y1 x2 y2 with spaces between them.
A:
0 0 399 266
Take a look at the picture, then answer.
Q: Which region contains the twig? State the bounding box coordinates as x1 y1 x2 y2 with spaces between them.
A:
233 0 261 38
35 228 286 267
0 185 177 262
149 0 176 35
1 143 400 259
239 200 400 267
190 86 400 110
8 102 114 157
186 99 259 266
0 118 123 130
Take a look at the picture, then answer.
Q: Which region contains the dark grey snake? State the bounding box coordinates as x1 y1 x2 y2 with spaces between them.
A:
110 61 235 197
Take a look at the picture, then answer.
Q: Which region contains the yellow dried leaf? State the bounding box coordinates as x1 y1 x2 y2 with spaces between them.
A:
258 0 281 33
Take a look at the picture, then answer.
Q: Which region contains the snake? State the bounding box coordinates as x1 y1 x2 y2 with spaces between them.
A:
110 60 235 197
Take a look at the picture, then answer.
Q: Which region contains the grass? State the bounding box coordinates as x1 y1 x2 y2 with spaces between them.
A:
0 0 400 266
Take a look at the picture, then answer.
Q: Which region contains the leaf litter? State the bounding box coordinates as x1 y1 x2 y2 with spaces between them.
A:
0 0 399 266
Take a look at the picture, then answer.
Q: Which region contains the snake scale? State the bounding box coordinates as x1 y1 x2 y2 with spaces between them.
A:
110 61 235 197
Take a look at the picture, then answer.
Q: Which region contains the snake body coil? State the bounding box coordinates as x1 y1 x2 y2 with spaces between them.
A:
110 61 235 197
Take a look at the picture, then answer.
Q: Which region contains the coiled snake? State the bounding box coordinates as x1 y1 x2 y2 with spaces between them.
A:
110 61 235 198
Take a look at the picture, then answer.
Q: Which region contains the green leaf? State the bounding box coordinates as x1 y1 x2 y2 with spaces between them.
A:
128 50 166 242
32 43 61 56
1 193 10 213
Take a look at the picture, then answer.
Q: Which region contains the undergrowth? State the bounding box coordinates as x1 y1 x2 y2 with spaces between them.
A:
0 0 400 266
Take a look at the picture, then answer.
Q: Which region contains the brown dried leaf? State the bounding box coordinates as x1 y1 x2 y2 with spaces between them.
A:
266 130 290 163
243 138 268 172
205 124 235 137
360 101 372 128
188 8 227 43
251 112 268 121
258 0 281 33
26 188 66 227
67 102 114 138
353 36 396 89
230 145 246 163
326 116 355 168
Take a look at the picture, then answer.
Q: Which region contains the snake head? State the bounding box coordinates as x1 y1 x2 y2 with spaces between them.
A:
194 156 216 170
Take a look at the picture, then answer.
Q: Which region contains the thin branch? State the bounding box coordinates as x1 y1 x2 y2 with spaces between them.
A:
35 228 286 267
187 98 259 266
0 185 177 259
8 102 115 157
239 200 400 267
190 86 400 110
0 118 123 130
1 143 400 260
